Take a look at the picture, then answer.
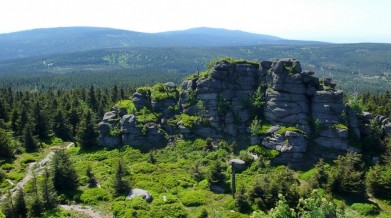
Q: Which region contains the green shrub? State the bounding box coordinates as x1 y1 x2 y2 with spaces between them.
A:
195 208 208 218
136 107 160 124
6 172 23 181
366 165 391 199
328 151 364 193
111 201 127 217
136 87 150 96
115 99 136 114
80 188 110 204
1 163 13 171
179 114 199 128
217 96 230 116
0 168 5 181
248 145 279 159
150 83 178 102
128 196 150 210
179 190 208 206
152 193 179 206
276 126 305 135
351 203 380 216
149 203 187 218
20 154 37 164
332 123 348 130
108 125 122 137
347 96 364 114
299 168 317 181
133 181 165 193
131 162 156 174
250 118 272 136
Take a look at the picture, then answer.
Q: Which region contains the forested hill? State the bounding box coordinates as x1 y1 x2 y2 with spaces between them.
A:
0 27 325 61
0 44 390 92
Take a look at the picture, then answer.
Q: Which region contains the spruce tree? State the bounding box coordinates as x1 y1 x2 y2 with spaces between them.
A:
51 150 79 193
0 100 8 122
28 172 42 218
23 125 38 152
18 107 28 135
111 85 119 102
0 129 13 159
2 191 15 218
41 169 57 209
87 85 98 110
10 109 19 134
33 102 49 140
68 108 80 137
208 160 226 186
86 165 97 188
14 188 27 218
53 109 71 140
113 160 130 197
76 110 99 149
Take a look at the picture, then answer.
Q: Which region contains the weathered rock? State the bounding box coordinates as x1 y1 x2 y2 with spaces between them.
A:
97 58 389 168
127 188 152 202
165 82 177 89
103 111 118 121
98 121 111 135
99 136 121 148
132 92 149 110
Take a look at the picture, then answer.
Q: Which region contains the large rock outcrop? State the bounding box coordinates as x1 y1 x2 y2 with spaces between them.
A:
98 58 390 167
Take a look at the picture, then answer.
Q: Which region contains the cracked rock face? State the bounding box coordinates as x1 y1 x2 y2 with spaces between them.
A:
98 58 391 167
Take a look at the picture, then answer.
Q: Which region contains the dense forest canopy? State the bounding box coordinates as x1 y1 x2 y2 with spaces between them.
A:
0 44 391 92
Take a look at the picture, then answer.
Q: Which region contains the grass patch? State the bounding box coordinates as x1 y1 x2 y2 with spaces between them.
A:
276 126 305 135
333 123 348 130
248 145 279 159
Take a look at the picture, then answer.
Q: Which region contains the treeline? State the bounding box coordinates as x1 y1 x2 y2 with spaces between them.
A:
0 69 186 91
1 44 391 92
0 85 133 160
360 91 391 118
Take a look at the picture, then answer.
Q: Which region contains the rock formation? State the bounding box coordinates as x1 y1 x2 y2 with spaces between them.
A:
98 58 390 166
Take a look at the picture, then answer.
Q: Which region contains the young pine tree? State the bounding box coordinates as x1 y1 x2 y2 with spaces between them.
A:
41 169 57 209
23 125 38 152
53 109 71 140
28 172 43 218
0 128 13 159
2 191 15 218
51 150 79 194
76 110 99 149
33 101 49 140
113 160 130 197
14 188 28 218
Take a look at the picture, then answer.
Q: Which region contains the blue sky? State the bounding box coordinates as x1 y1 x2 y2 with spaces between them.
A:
1 0 390 43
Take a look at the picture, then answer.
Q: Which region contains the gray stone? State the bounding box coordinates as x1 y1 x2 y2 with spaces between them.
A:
98 121 111 135
132 92 149 110
228 159 246 170
127 188 152 202
99 136 121 148
103 111 118 121
165 82 177 89
267 126 280 134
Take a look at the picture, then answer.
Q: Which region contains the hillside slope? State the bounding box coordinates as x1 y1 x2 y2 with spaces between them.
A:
0 27 325 61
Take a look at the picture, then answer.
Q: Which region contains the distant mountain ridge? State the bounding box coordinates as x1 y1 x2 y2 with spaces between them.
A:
0 26 327 61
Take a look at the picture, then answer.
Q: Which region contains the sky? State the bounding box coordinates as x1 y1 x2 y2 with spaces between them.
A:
0 0 390 43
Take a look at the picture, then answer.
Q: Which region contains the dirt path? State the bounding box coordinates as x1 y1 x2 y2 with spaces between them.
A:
0 143 74 201
1 142 113 218
60 204 111 218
